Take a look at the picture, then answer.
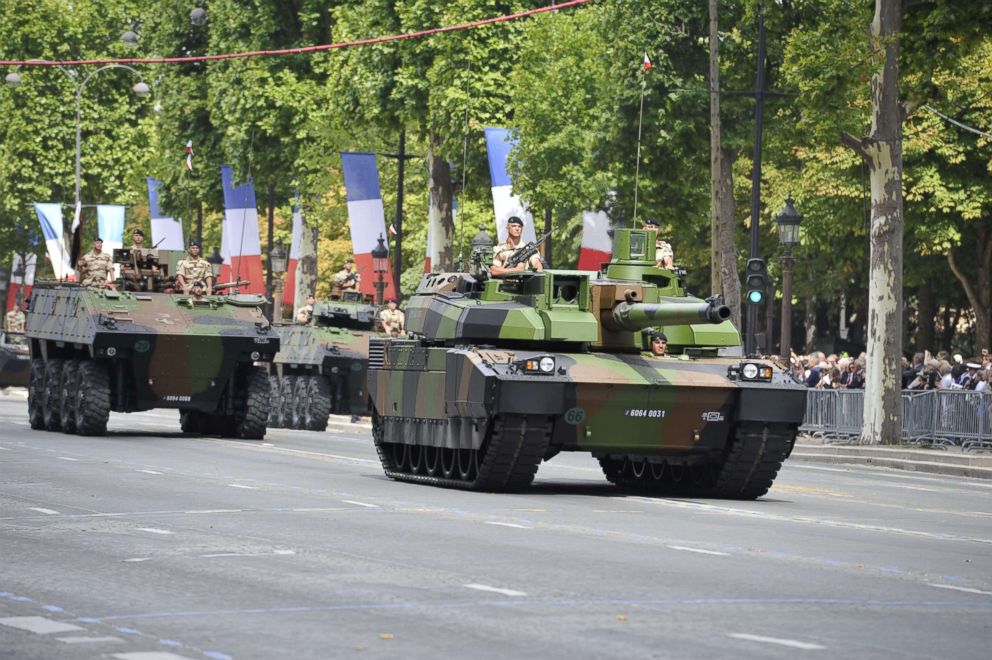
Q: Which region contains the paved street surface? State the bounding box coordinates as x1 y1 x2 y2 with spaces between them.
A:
1 392 990 660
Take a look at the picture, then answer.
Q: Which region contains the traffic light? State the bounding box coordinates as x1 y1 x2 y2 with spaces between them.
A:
745 258 767 304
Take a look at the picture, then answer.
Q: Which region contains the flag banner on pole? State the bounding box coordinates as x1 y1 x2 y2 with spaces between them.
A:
643 53 652 72
283 201 303 306
220 165 265 294
340 152 397 300
146 178 184 250
577 210 612 270
184 140 194 172
97 205 126 279
6 253 37 311
69 200 83 269
33 203 73 280
484 127 536 244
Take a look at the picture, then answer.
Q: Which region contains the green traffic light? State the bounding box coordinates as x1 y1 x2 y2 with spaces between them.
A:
748 290 764 303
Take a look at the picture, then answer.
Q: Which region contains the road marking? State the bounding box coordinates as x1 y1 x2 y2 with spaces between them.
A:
28 507 60 515
484 521 531 529
123 558 152 563
0 445 10 450
667 545 730 556
113 653 198 660
273 549 295 555
57 635 123 644
730 633 825 650
184 509 242 514
0 616 84 634
227 484 257 490
292 507 347 512
136 528 174 535
137 469 163 475
927 583 992 596
261 442 274 446
201 550 296 558
342 500 379 508
56 456 79 461
463 584 527 597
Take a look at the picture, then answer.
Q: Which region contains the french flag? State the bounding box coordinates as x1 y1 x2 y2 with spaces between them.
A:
96 205 126 278
34 203 73 280
220 165 265 294
485 128 536 244
146 178 184 250
283 202 303 306
6 253 37 312
340 152 396 300
577 210 612 270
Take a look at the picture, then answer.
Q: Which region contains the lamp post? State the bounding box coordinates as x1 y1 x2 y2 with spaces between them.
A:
269 242 288 322
776 196 803 359
0 266 8 315
371 235 389 305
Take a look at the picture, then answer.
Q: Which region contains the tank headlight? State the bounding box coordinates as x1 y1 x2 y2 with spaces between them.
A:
250 351 261 361
106 347 117 357
742 363 759 380
520 356 557 374
539 356 555 373
736 362 773 382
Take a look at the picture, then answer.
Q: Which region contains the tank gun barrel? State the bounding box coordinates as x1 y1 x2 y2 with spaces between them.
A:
610 299 731 332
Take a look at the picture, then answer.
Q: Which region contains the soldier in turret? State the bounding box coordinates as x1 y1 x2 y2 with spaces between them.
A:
296 294 316 324
643 218 674 269
77 237 115 289
5 304 25 333
121 228 159 287
649 332 668 357
331 258 360 296
491 216 543 277
175 240 213 295
379 298 404 335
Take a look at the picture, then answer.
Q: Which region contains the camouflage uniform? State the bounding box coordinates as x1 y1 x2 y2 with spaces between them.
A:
176 256 211 285
332 267 360 295
78 250 113 288
379 307 404 333
5 308 25 333
656 240 674 269
493 240 541 271
296 303 314 324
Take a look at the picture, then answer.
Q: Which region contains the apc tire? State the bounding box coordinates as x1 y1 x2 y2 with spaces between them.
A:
279 376 295 429
28 359 46 430
303 376 332 431
75 361 111 436
42 359 64 431
59 360 81 435
291 376 308 430
234 368 269 440
268 376 283 428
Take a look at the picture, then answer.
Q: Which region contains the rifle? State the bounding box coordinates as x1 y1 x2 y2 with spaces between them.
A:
504 233 551 269
341 264 369 283
213 280 251 292
152 237 167 248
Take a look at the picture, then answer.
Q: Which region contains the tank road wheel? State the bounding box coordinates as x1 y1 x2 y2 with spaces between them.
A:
649 461 665 481
408 445 425 475
279 376 295 429
440 448 457 478
28 359 46 430
424 446 441 477
630 457 648 479
180 410 203 434
391 442 410 471
707 422 795 500
42 359 64 431
59 360 81 435
233 368 270 440
268 376 282 428
303 376 332 432
456 449 477 482
75 360 111 436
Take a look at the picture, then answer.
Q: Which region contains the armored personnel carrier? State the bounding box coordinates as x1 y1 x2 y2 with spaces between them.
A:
23 250 279 438
367 228 806 498
268 292 375 430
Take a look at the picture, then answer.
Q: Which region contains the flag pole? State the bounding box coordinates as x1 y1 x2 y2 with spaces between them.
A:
633 54 649 227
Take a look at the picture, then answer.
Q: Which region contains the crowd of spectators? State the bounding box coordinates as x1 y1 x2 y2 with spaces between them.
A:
785 348 992 392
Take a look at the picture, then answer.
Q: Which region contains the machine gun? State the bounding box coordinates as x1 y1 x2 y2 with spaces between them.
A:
213 280 251 293
504 233 551 270
341 265 369 284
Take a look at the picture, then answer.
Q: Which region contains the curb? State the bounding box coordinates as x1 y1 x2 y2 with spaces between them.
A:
791 443 992 480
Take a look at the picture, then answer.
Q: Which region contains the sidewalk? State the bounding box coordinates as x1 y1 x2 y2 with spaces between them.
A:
792 436 992 480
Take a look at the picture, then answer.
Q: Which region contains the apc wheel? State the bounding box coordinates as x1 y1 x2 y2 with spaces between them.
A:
234 368 269 440
279 376 295 428
268 376 282 428
28 359 46 430
42 359 64 431
303 376 332 431
59 360 81 435
75 361 111 436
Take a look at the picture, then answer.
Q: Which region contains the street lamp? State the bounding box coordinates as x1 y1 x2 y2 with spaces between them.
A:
121 30 140 49
269 242 288 322
371 234 389 305
190 6 208 26
776 196 803 359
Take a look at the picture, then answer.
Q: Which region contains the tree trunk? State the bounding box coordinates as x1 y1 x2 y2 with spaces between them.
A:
841 0 904 445
708 0 721 296
947 217 992 352
916 280 935 351
294 213 318 318
717 147 742 331
426 133 455 271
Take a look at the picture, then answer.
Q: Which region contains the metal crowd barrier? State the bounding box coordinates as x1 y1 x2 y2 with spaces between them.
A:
799 388 992 450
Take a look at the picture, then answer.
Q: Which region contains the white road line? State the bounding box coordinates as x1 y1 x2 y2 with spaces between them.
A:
113 652 198 660
227 484 257 490
57 635 123 644
292 507 347 512
137 469 163 475
927 583 992 596
341 500 379 508
122 558 152 563
28 507 60 515
0 445 10 450
184 509 242 514
273 549 296 555
202 550 296 558
484 521 531 529
136 527 174 535
0 616 84 634
730 633 825 650
463 583 528 597
56 456 79 461
667 545 730 556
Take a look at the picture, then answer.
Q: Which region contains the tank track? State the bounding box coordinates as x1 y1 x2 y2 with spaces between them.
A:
599 421 795 500
373 412 551 492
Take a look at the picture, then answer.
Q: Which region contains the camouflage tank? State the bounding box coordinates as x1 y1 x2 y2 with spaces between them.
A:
0 331 30 388
367 228 806 498
23 250 279 438
267 292 375 430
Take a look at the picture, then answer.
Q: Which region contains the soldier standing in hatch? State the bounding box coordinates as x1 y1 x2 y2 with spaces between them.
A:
643 218 674 269
379 298 404 335
296 294 316 324
331 258 360 296
77 237 115 289
648 332 669 358
5 304 25 333
491 216 543 276
122 228 158 285
175 241 213 295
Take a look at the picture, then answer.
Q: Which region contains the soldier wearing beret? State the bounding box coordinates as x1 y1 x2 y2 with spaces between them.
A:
491 216 543 276
77 237 115 289
649 332 668 357
331 258 361 296
379 298 405 335
175 240 213 295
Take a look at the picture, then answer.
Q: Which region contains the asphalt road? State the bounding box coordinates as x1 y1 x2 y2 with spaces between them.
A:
1 391 990 660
